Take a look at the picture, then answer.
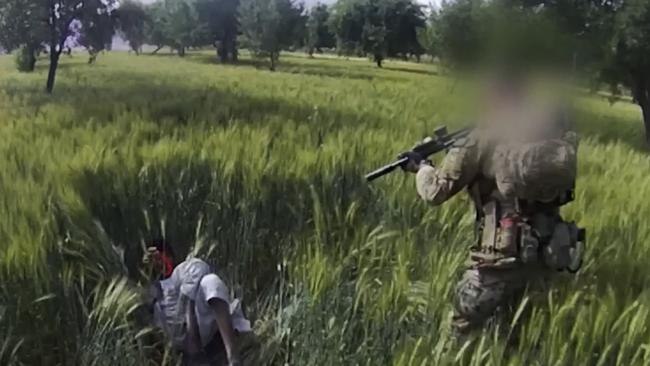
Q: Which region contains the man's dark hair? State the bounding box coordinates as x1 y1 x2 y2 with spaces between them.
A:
151 238 175 260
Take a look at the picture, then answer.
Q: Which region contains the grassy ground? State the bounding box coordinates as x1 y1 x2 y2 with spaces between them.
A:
0 50 649 365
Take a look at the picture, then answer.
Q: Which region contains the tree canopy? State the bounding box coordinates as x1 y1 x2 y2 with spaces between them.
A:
0 0 118 92
196 0 240 62
603 0 650 142
0 0 49 71
115 0 149 55
330 0 426 66
306 4 336 56
239 0 305 70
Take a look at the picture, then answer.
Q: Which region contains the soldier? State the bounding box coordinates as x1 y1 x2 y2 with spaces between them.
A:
402 79 583 336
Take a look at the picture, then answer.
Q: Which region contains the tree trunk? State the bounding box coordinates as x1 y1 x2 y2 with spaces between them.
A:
375 55 383 68
231 47 238 62
269 53 277 71
224 32 237 63
640 97 650 145
178 47 186 57
46 48 60 94
88 51 98 64
218 42 228 63
632 78 650 145
29 55 37 71
27 45 38 72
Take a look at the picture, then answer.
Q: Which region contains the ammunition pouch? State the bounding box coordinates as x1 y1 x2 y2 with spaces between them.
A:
540 221 585 272
472 200 521 269
474 200 585 273
470 180 584 272
519 223 539 264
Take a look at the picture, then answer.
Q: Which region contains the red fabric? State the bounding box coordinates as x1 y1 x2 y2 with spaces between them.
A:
500 217 517 227
154 251 174 278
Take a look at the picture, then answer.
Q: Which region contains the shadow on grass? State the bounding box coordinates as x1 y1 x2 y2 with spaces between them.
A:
1 66 388 133
6 52 647 151
58 151 376 298
115 50 439 83
185 52 419 82
576 105 648 151
383 65 439 77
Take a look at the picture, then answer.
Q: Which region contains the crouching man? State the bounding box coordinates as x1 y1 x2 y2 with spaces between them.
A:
144 240 252 366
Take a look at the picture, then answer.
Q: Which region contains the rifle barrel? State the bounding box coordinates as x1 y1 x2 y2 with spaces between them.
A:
365 157 409 182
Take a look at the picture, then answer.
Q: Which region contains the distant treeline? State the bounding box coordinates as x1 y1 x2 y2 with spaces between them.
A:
1 0 649 143
114 0 428 69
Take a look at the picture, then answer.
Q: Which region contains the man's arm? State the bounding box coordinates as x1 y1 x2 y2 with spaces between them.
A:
412 136 480 205
208 298 240 366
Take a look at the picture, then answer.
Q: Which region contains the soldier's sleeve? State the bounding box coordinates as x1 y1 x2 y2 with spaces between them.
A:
415 135 480 206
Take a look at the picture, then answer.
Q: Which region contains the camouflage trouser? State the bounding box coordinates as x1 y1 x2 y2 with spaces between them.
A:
452 266 545 335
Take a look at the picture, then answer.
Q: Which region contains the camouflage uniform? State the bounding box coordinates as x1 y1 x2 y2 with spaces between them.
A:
415 127 576 335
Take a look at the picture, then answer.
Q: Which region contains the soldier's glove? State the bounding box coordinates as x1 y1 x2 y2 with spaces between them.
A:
399 151 430 173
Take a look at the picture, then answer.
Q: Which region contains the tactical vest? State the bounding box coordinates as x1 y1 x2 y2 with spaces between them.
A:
467 176 584 272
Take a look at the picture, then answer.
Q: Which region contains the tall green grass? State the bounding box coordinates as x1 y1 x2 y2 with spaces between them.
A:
0 51 649 365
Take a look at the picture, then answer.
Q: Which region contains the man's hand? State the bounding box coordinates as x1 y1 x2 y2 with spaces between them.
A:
400 151 430 173
142 247 159 265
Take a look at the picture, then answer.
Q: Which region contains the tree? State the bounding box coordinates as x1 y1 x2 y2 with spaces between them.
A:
143 0 209 57
417 7 440 61
306 4 335 56
115 0 149 55
239 0 305 71
144 2 170 54
41 0 117 92
384 0 426 61
196 0 240 62
360 0 388 67
329 0 366 57
290 6 309 51
164 0 208 56
501 0 650 143
0 0 48 72
435 0 484 69
330 0 425 67
76 3 116 64
602 0 650 144
0 0 117 83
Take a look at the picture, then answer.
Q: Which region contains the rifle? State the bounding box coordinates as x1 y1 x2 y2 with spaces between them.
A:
365 126 472 182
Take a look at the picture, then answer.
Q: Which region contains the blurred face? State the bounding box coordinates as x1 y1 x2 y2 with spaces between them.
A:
477 76 528 129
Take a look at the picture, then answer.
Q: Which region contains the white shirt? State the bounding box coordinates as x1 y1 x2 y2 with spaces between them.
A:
153 258 252 349
194 273 251 346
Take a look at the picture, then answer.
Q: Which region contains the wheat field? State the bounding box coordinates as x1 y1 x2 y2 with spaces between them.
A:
0 51 649 365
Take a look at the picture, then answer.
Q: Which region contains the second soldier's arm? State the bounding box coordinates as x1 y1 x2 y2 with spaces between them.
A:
413 135 481 205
